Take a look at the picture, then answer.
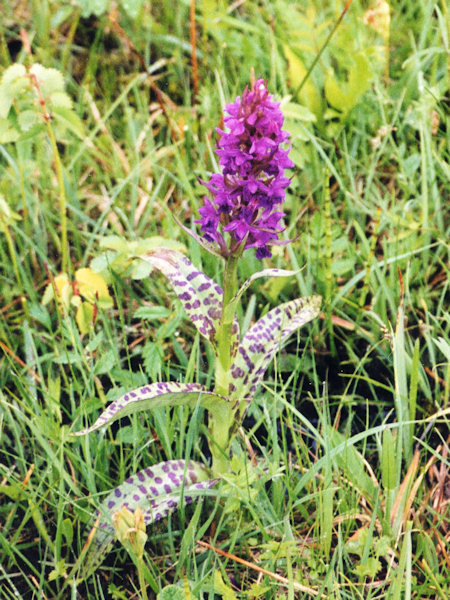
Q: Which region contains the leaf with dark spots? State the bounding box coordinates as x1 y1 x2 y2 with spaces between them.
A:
229 295 321 406
73 382 229 436
81 459 217 578
140 249 239 356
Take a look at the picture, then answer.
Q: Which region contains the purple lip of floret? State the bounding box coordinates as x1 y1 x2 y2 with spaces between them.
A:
196 79 294 259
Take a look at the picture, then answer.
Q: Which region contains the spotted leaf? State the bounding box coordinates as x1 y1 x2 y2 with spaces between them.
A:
229 295 321 405
73 382 229 436
141 249 239 356
82 459 217 576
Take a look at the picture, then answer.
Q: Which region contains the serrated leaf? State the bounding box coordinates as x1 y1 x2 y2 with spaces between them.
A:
29 63 65 96
142 341 164 380
0 117 20 142
229 295 321 404
73 382 229 436
158 585 185 600
17 109 40 132
0 64 27 118
353 556 381 579
49 91 72 109
82 459 217 577
281 101 316 123
141 249 239 356
93 349 116 375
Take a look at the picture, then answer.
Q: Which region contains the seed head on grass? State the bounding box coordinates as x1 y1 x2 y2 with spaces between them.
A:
197 79 294 259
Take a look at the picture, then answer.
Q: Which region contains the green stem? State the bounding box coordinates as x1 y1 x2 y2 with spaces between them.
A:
45 120 69 274
136 556 149 600
210 253 240 475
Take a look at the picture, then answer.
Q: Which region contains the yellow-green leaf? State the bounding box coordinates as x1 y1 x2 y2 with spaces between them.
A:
75 301 94 334
213 570 238 600
284 45 322 120
29 64 65 96
75 267 113 309
42 273 72 310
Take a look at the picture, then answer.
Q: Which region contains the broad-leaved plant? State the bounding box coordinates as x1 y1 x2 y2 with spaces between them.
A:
73 79 321 572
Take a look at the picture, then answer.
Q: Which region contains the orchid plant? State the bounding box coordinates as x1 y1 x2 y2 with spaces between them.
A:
73 79 321 571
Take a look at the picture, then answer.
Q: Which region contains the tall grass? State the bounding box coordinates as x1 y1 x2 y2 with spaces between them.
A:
0 1 448 598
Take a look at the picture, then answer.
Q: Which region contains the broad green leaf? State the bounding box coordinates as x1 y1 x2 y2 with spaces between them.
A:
229 295 321 404
325 53 374 115
158 585 185 600
353 557 381 579
0 118 20 143
0 64 27 118
73 382 229 436
17 109 40 132
141 249 239 356
284 45 322 120
49 91 72 109
281 101 316 122
81 459 216 578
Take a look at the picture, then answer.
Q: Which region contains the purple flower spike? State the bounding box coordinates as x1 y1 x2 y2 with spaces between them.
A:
197 79 294 259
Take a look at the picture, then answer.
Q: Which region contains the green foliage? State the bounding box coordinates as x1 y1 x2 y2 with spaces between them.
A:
157 585 185 600
0 62 84 142
280 1 387 133
0 0 448 598
75 0 145 19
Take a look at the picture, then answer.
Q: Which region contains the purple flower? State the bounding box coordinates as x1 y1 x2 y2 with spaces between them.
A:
196 79 294 259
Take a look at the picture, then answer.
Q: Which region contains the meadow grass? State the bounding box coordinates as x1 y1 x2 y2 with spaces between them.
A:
0 1 448 598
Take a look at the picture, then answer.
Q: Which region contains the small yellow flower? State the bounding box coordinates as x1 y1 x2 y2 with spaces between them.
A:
112 505 147 559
